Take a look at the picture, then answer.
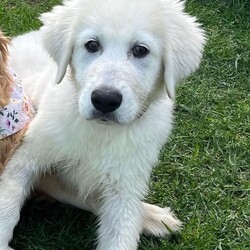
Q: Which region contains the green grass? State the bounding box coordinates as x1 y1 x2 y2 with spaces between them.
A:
0 0 249 249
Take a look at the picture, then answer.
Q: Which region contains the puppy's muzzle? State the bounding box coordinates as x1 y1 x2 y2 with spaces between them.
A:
91 88 122 114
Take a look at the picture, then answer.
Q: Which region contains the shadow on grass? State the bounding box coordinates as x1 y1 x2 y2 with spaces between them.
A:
11 195 97 250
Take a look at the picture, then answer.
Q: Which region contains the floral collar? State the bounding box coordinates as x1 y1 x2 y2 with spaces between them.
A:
0 68 36 139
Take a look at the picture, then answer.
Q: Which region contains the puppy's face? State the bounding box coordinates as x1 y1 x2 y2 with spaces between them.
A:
40 0 206 125
71 10 165 124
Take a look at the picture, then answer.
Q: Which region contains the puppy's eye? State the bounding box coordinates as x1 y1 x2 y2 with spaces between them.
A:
132 45 149 58
85 40 101 53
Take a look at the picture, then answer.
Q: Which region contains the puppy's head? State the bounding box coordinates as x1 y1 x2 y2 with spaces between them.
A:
40 0 206 124
0 31 12 107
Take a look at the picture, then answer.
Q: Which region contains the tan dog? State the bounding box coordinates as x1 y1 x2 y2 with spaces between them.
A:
0 32 12 107
0 31 35 173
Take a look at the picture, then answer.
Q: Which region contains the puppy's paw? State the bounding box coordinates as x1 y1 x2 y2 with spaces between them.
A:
142 203 182 237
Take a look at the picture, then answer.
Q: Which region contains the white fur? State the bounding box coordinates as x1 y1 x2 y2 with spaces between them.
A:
0 0 205 249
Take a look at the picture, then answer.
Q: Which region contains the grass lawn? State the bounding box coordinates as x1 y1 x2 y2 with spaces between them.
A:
0 0 249 249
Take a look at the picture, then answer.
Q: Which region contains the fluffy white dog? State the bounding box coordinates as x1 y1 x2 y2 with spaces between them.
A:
0 0 205 249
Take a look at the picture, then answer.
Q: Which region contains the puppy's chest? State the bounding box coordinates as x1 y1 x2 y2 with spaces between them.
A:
50 117 167 191
60 151 133 195
59 134 154 193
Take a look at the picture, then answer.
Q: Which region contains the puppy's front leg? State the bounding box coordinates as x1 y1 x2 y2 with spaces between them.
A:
38 174 182 238
0 151 38 250
97 190 143 250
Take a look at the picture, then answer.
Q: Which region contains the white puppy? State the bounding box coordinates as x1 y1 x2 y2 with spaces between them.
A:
0 0 205 249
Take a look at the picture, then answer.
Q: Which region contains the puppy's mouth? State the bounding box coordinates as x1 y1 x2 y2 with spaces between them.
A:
88 108 147 125
90 111 119 124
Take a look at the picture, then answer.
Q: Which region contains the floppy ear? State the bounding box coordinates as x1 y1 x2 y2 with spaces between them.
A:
39 1 78 84
163 0 206 99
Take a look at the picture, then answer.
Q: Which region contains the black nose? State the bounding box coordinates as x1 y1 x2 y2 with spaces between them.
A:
91 89 122 113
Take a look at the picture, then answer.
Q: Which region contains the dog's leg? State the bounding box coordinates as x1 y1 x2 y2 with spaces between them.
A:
38 174 143 249
0 150 38 250
96 195 182 249
38 174 182 238
96 190 143 250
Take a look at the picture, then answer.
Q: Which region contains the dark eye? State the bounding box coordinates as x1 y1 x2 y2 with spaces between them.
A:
132 45 149 58
85 40 101 53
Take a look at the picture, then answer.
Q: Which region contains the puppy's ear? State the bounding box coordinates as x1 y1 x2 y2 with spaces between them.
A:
39 1 77 84
163 0 206 99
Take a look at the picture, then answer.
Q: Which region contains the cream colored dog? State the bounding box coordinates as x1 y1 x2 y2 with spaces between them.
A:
0 0 205 249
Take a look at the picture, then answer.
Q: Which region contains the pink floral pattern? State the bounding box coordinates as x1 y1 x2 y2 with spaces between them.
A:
0 68 36 139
